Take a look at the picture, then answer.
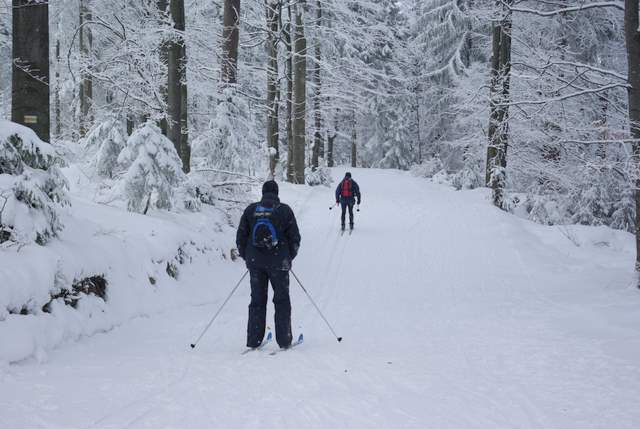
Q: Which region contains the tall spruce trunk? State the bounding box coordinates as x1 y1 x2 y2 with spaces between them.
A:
55 36 61 138
486 1 512 208
285 4 295 182
311 0 322 170
266 0 280 178
351 112 357 168
327 114 336 167
167 0 190 173
292 3 307 184
221 0 241 85
158 0 169 135
624 0 640 279
79 0 93 137
12 0 50 142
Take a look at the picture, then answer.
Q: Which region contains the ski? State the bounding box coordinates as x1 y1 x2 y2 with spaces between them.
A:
241 331 272 355
269 333 304 356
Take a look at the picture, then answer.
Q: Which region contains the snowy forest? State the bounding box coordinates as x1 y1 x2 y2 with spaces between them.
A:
2 0 639 241
2 1 640 427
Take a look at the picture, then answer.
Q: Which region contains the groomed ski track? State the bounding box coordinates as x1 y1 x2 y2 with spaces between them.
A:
2 168 640 428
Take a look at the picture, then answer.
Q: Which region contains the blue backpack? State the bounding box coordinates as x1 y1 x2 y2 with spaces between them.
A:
252 204 279 249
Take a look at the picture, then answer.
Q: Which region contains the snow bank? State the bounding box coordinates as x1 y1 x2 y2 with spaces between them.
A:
0 192 244 364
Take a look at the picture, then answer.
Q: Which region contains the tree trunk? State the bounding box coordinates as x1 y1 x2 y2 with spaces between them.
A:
327 113 336 168
221 0 241 85
415 95 422 164
12 0 50 142
292 3 306 184
351 112 357 168
167 0 190 173
55 37 61 138
158 0 169 136
624 0 640 278
79 0 93 137
311 0 322 170
285 3 295 182
127 114 134 136
485 1 512 208
266 0 280 179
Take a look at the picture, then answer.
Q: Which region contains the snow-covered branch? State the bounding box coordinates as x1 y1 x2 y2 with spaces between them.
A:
508 1 624 16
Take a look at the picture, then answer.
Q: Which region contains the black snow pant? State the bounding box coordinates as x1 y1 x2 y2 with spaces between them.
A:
247 268 292 348
341 202 354 227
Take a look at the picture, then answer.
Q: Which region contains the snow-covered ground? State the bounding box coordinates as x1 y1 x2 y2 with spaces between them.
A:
2 168 640 428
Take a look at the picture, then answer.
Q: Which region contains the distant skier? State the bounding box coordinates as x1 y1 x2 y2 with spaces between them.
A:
236 180 301 350
335 172 361 231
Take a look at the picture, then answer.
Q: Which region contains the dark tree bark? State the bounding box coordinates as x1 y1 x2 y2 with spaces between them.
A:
12 0 50 142
292 3 306 184
55 36 61 138
126 114 134 136
624 0 640 278
485 0 512 208
311 0 322 170
221 0 241 85
351 112 357 168
79 0 93 137
266 0 280 178
285 3 295 182
158 0 169 136
167 0 190 173
327 113 336 168
414 95 422 164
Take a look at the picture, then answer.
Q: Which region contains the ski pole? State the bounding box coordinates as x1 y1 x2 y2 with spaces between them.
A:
190 270 249 349
290 270 343 342
329 202 338 210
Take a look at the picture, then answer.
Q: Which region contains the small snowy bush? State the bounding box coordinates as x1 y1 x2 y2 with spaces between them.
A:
0 121 69 245
117 122 186 213
410 156 444 178
174 177 202 212
610 187 635 233
305 166 333 186
81 119 127 178
524 193 565 226
450 153 484 191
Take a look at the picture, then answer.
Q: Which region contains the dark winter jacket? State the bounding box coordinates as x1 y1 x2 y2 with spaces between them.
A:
335 178 361 205
236 193 301 271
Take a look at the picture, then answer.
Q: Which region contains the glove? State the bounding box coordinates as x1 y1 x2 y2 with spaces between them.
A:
357 199 361 205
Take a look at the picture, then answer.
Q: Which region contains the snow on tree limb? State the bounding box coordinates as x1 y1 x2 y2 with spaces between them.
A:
508 1 624 16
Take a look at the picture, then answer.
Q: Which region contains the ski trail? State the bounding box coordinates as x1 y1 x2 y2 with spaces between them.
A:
2 168 639 428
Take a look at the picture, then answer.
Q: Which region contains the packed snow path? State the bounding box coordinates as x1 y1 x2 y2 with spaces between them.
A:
3 168 640 428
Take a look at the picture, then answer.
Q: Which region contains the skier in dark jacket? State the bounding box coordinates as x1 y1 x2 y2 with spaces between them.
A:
236 180 301 349
335 172 361 230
